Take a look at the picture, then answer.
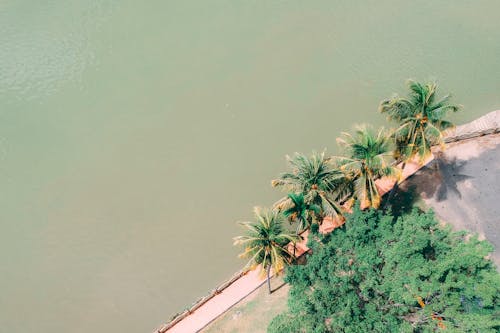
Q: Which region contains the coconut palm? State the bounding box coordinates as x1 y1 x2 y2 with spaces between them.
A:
379 80 460 164
233 207 298 294
271 151 350 219
336 125 398 209
282 193 321 234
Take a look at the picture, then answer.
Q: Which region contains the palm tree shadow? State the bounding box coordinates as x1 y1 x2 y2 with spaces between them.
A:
381 183 421 219
382 153 473 217
271 281 287 294
409 153 473 202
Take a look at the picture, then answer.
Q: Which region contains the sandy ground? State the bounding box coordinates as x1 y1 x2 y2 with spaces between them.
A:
401 133 500 266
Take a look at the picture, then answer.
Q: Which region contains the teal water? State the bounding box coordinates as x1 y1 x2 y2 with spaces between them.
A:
1 1 499 332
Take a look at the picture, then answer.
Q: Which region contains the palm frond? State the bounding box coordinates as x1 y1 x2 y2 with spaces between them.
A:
234 207 299 275
380 80 460 164
337 124 397 209
272 151 350 218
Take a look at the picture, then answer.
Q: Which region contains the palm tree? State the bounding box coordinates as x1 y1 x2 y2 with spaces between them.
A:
379 80 460 164
271 151 350 219
233 207 298 294
336 125 398 209
282 193 321 235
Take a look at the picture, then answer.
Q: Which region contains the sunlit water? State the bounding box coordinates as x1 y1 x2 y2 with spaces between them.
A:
1 1 499 332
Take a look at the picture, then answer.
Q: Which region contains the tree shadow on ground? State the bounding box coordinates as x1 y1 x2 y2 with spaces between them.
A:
412 153 473 202
381 183 421 219
382 153 473 219
271 281 287 294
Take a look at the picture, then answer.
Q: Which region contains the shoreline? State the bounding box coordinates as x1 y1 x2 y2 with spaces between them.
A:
155 110 499 333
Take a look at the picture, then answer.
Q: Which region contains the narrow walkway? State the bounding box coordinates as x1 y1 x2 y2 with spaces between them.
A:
158 268 266 333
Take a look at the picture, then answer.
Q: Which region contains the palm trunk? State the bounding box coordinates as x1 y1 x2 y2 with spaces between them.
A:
296 221 301 236
293 222 300 257
267 265 272 294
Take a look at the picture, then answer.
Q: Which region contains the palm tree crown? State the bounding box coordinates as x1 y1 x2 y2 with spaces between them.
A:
282 193 321 234
271 151 349 218
233 207 298 281
379 80 460 163
336 125 398 209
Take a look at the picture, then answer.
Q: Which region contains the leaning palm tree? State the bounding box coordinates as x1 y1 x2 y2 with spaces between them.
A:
336 125 398 209
282 193 321 234
271 151 350 219
379 80 461 164
233 207 298 294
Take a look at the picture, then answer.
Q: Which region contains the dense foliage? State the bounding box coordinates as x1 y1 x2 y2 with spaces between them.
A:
268 208 500 332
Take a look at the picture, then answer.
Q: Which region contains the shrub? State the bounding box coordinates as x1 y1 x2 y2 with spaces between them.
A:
268 208 500 332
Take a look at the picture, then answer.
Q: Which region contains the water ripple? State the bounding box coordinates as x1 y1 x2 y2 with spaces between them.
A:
0 1 113 102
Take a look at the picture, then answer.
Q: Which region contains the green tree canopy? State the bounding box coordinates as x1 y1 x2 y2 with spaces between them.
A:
269 208 500 332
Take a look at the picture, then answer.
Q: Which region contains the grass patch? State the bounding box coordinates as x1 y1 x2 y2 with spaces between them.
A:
201 276 289 333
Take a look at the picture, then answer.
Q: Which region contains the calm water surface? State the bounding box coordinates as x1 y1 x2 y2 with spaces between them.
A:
1 1 499 332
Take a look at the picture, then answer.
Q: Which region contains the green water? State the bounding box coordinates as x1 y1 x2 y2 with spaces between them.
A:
1 1 499 332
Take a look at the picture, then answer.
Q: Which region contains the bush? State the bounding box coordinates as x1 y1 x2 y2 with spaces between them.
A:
268 208 500 332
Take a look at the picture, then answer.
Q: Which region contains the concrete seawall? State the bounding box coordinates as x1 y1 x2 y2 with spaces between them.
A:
443 110 499 142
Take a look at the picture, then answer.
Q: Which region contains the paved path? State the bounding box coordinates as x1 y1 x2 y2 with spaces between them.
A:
161 268 266 333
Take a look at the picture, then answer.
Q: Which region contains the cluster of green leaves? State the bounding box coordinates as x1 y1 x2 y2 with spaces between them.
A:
268 208 500 332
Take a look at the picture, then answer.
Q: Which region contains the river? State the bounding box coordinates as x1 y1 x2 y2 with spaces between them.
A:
1 1 499 332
